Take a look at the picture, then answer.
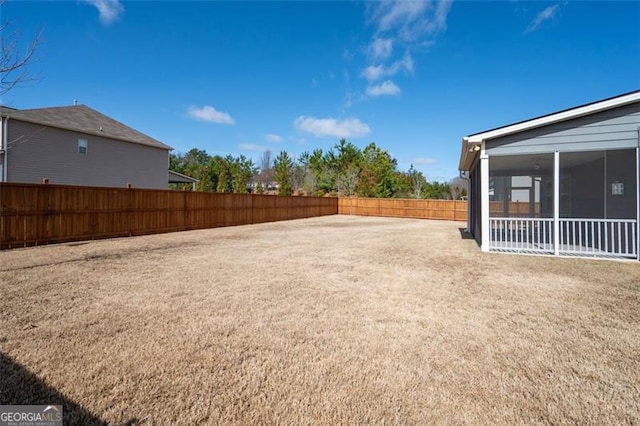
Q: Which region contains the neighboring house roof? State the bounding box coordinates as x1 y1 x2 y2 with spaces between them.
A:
169 170 199 184
0 104 171 150
459 89 640 171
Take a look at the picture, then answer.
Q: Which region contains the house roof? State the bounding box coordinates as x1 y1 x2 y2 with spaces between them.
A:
459 89 640 171
0 104 171 150
168 170 199 184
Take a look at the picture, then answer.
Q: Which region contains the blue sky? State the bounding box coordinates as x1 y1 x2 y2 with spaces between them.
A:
3 0 639 181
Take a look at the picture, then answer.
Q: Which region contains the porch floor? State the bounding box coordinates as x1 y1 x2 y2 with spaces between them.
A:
490 241 636 260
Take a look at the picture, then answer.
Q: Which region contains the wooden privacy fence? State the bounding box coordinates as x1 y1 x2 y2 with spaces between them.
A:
489 201 541 217
0 183 337 249
338 197 467 221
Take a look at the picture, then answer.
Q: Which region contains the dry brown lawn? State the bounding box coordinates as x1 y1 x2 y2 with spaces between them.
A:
1 215 639 425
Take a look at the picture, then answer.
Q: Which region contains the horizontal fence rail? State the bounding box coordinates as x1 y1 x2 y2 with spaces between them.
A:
338 197 467 222
0 183 338 249
489 217 554 254
559 218 637 258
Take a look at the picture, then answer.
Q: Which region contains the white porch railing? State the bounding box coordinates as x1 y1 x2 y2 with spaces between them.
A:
489 218 554 254
559 218 637 258
489 217 638 258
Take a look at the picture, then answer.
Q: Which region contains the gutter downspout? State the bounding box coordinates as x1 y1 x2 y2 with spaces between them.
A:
1 116 8 182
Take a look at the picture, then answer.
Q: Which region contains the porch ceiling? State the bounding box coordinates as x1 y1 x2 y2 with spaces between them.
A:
489 150 612 174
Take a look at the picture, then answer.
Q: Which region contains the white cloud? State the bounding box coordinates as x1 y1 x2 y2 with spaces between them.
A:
362 52 414 82
187 105 235 125
363 64 386 81
414 157 437 165
239 143 268 152
265 134 283 143
394 52 414 74
83 0 124 25
368 37 394 61
343 90 367 110
369 0 452 42
294 116 371 139
366 80 401 97
372 1 424 31
525 4 561 34
357 0 450 91
432 0 453 36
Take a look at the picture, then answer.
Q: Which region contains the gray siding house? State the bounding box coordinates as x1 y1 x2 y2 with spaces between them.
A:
0 104 172 189
459 90 640 260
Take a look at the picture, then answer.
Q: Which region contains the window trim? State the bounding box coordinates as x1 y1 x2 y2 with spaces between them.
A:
78 138 88 155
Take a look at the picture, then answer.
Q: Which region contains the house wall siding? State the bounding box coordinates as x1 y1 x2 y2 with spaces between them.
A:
567 157 605 218
486 103 640 155
6 120 169 189
606 149 637 219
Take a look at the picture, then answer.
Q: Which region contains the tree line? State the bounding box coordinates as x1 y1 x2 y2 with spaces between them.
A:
170 139 467 199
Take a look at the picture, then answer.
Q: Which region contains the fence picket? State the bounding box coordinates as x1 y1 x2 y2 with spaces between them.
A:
337 197 466 221
1 184 470 249
0 183 338 249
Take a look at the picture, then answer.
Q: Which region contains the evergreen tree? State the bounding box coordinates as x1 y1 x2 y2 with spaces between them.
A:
274 151 294 196
358 143 397 198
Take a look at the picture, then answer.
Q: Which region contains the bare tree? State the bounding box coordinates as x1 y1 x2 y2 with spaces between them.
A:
407 164 425 199
337 164 359 197
337 164 360 214
303 169 319 196
411 173 424 199
259 149 273 190
290 164 306 195
449 176 468 200
1 8 42 96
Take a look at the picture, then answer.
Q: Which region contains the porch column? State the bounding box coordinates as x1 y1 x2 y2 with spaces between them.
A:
636 146 639 261
480 144 490 252
554 151 560 256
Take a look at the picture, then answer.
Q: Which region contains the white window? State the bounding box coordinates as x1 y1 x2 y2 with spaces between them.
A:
78 139 87 155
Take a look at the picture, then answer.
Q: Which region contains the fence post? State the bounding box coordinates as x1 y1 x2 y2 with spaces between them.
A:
128 186 134 237
183 189 188 231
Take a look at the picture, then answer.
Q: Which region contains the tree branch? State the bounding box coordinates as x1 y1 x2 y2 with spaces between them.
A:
1 9 43 96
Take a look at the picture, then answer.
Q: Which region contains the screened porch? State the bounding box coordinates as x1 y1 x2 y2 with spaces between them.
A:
488 149 639 258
